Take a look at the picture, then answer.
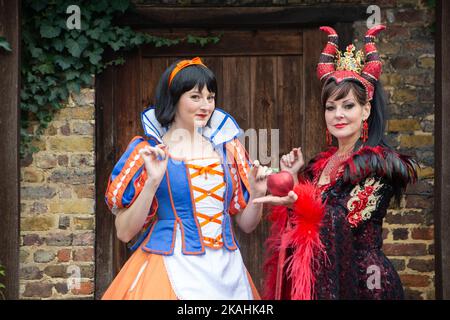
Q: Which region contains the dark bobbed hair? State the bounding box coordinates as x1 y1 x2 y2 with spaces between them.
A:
321 79 392 151
154 60 218 128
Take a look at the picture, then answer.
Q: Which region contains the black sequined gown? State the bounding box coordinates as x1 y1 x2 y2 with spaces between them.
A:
264 146 417 300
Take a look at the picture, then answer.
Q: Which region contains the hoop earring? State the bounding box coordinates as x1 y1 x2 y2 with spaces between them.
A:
361 119 369 142
326 128 333 146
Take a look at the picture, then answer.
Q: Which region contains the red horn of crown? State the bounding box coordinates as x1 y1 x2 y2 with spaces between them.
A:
316 27 339 82
361 25 386 84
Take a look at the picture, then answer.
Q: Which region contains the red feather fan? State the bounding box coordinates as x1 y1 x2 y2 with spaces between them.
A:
284 181 326 300
263 205 288 300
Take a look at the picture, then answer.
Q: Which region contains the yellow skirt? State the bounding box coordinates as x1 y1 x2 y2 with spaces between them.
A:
102 237 261 300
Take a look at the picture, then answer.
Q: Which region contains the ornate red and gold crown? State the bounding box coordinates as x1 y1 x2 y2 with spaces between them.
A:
316 25 386 101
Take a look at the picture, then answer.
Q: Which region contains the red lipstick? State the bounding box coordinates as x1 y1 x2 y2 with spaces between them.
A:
334 123 348 129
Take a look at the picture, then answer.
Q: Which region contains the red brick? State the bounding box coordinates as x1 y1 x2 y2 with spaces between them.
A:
428 243 434 255
400 274 430 287
408 258 435 272
392 228 409 240
23 234 44 246
385 211 424 225
71 281 94 295
54 282 69 294
405 180 433 195
390 258 406 271
20 266 43 280
57 249 71 262
391 56 415 70
411 227 434 240
404 288 424 300
57 155 69 166
43 265 68 278
383 243 427 256
406 195 433 209
60 123 71 136
395 9 427 25
385 26 410 39
23 282 53 298
382 228 389 240
73 247 94 262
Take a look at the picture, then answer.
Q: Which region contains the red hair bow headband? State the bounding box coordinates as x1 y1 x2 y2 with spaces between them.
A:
316 25 386 101
168 57 207 87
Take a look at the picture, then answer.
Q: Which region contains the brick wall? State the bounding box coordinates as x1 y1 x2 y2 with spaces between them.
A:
353 2 435 299
20 88 95 299
19 0 435 299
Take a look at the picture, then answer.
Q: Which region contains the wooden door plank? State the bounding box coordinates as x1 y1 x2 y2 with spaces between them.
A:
221 57 251 129
235 56 279 290
276 55 303 157
302 28 327 162
435 0 450 300
141 57 170 109
114 49 144 273
0 0 20 300
117 6 368 28
95 49 117 299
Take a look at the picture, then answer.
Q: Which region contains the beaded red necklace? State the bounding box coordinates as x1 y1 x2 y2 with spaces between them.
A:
317 150 353 185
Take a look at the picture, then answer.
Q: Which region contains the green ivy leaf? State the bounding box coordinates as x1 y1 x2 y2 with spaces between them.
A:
110 0 130 13
45 76 57 86
87 28 102 40
87 47 104 64
35 95 48 106
40 25 61 39
52 39 64 52
48 88 59 101
60 87 69 100
110 40 125 51
80 72 93 85
30 46 43 58
55 56 73 70
0 36 12 52
65 70 80 81
187 35 196 44
66 36 89 58
67 81 81 94
35 63 55 75
91 0 109 12
20 90 30 100
29 104 38 113
29 0 47 11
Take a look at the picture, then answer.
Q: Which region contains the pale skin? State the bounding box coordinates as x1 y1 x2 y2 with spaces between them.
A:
253 88 371 207
115 85 272 243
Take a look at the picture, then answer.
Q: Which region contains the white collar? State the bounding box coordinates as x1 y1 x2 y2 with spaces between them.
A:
141 107 243 147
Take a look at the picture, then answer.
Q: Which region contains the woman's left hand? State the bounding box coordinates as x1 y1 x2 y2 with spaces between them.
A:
252 190 298 207
248 160 272 198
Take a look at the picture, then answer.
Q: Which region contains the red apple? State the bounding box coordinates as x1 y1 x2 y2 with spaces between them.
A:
267 170 295 197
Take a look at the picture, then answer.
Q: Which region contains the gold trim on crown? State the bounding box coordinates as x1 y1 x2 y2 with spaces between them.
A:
336 44 365 74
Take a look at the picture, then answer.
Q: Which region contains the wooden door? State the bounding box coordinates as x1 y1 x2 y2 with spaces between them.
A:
95 28 325 298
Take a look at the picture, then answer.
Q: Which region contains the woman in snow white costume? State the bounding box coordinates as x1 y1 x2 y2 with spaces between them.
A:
256 25 418 299
102 57 272 300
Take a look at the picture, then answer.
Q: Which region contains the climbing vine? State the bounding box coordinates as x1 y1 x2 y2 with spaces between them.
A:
21 0 220 158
